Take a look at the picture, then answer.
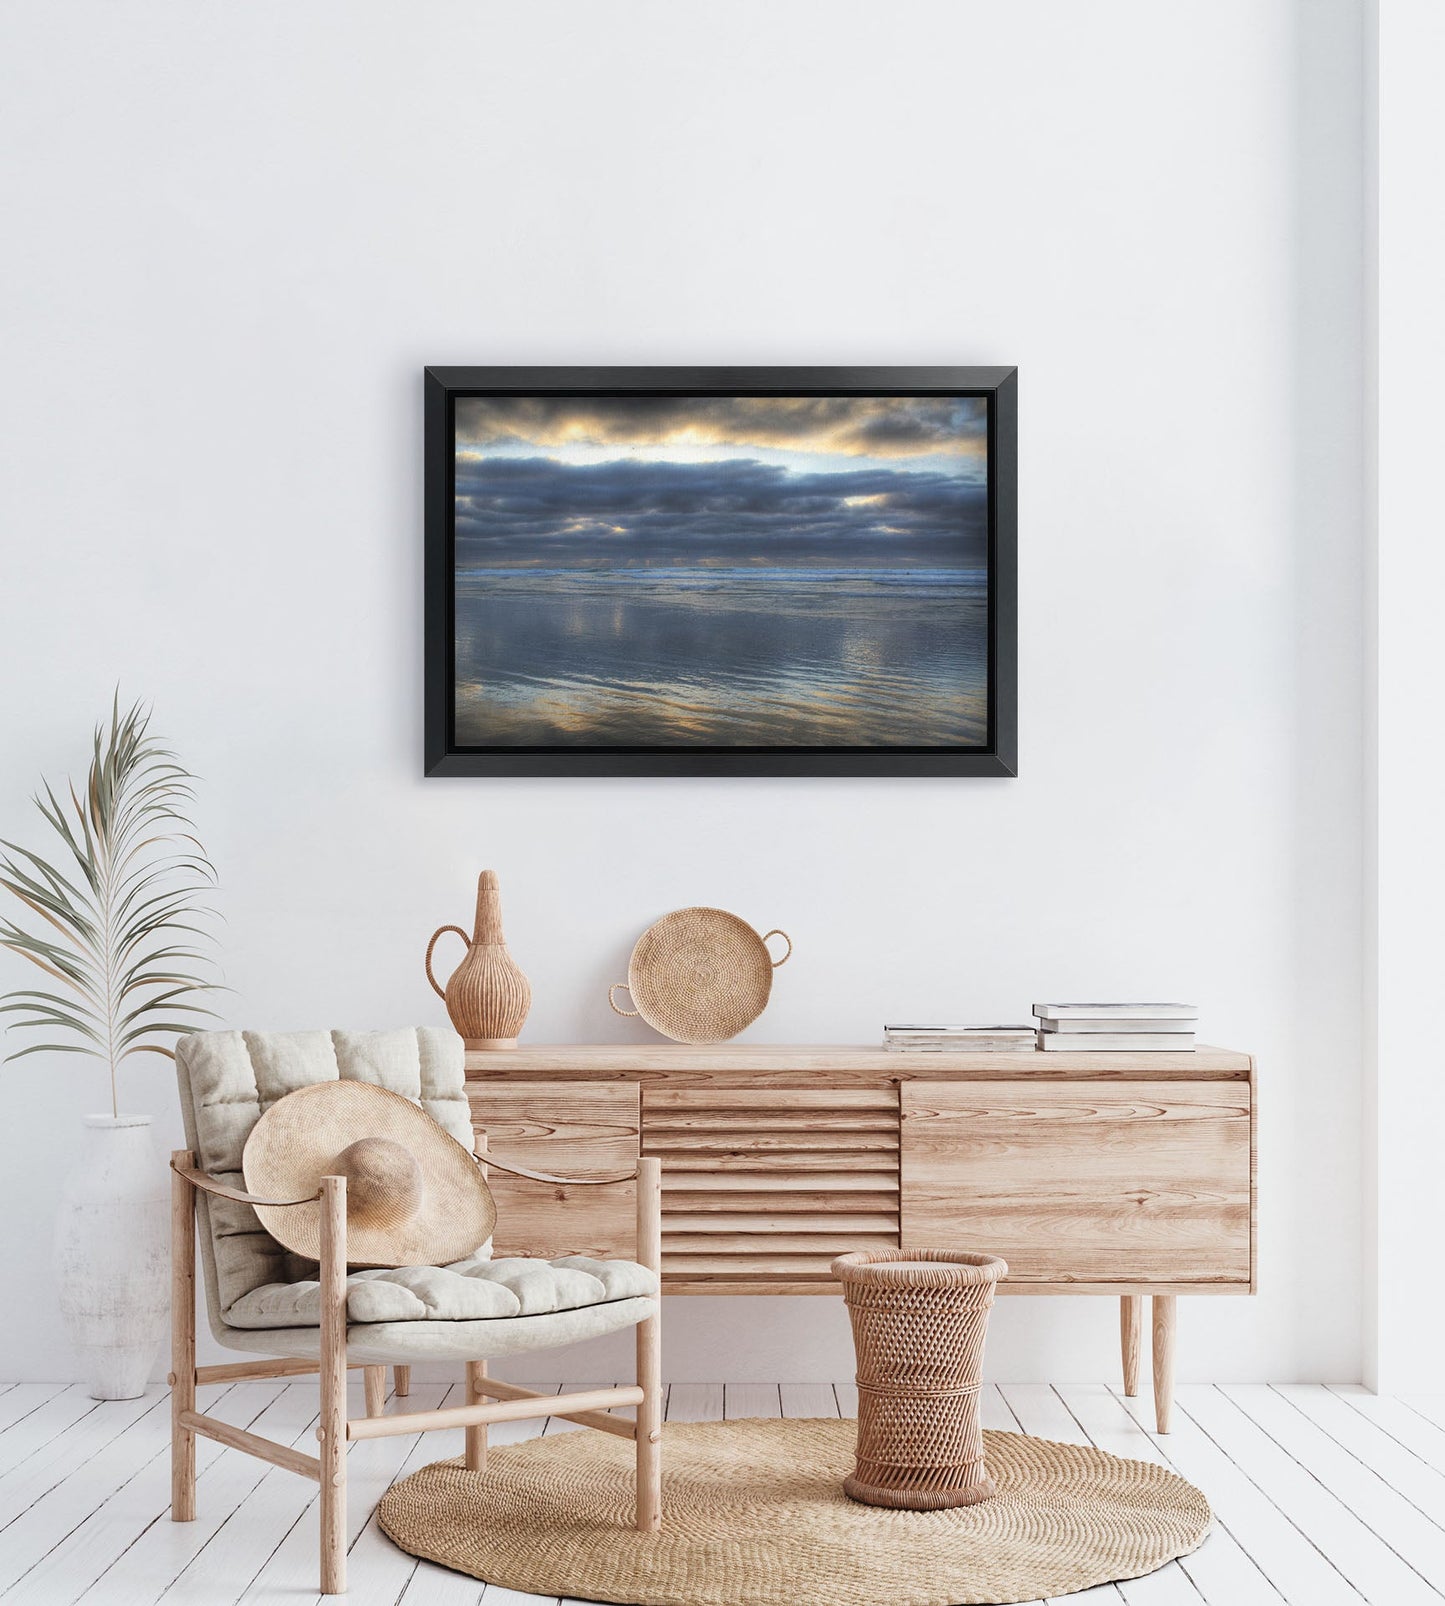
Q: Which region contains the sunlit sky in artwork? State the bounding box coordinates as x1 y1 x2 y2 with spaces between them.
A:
453 395 989 570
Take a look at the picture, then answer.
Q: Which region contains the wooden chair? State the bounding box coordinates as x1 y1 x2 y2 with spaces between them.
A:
169 1028 662 1595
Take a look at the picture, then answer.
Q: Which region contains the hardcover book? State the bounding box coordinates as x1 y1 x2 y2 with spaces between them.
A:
1032 1003 1197 1021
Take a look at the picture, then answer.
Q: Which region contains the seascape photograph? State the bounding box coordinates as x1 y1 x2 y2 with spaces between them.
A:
451 394 990 749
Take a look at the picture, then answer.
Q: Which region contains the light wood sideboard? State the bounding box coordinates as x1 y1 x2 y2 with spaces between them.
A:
465 1043 1256 1431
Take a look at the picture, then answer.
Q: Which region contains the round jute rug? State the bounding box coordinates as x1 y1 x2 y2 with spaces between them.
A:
376 1419 1212 1606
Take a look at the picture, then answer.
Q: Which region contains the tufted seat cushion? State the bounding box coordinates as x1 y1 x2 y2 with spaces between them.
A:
175 1028 482 1324
175 1027 658 1368
226 1254 658 1329
215 1296 659 1366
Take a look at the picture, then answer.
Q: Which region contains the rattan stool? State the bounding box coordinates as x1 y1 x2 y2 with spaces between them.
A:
833 1248 1008 1510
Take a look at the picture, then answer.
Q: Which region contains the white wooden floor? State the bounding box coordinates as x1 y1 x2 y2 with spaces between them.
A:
0 1378 1443 1606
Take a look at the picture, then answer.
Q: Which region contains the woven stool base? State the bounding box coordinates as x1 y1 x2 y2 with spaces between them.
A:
377 1419 1212 1606
843 1468 995 1509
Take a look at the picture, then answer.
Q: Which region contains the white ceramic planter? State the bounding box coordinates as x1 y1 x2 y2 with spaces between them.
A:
55 1114 169 1400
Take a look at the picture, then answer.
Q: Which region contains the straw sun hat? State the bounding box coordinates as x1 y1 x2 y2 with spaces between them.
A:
242 1081 495 1268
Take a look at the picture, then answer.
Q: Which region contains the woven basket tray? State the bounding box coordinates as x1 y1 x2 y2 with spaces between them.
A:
609 907 791 1043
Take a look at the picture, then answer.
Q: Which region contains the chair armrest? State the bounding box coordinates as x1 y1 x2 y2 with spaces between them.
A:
170 1157 319 1208
474 1152 640 1188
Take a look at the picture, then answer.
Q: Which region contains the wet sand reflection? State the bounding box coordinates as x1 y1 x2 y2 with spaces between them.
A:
454 567 987 749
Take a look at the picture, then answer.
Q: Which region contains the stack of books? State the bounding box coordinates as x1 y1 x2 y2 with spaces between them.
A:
884 1024 1037 1053
1032 1003 1198 1051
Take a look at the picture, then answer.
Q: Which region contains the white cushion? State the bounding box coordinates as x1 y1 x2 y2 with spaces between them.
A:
175 1028 478 1317
217 1295 660 1365
225 1254 658 1329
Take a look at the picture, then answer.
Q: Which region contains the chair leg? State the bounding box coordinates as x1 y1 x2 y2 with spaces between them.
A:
636 1156 662 1532
169 1151 197 1523
465 1361 488 1472
393 1364 410 1398
636 1307 662 1530
465 1133 487 1473
1120 1295 1142 1397
319 1176 348 1595
363 1366 386 1418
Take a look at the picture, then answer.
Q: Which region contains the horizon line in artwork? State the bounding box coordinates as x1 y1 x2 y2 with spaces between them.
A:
450 394 991 749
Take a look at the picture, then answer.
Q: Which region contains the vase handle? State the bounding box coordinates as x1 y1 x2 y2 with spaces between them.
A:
762 929 793 968
608 983 641 1018
426 925 471 1000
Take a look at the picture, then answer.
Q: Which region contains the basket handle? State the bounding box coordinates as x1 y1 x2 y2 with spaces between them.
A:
762 929 792 968
608 983 641 1018
425 925 470 1000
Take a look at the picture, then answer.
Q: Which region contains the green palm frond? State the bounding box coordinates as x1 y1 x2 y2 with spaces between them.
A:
0 694 222 1116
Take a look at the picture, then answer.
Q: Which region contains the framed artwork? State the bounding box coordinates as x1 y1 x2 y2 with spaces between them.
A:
424 366 1016 776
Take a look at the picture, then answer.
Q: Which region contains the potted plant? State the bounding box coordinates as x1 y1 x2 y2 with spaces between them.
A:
0 698 219 1399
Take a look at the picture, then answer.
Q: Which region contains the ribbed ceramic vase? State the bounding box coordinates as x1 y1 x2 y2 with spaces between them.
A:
54 1114 169 1400
425 870 531 1048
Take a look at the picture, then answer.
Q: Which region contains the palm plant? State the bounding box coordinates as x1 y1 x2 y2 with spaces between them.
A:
0 697 220 1116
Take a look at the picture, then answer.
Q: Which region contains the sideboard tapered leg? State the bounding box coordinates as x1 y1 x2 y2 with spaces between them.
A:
1120 1295 1142 1397
1152 1294 1176 1433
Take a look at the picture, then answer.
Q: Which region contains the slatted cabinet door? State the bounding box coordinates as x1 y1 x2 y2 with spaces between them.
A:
642 1085 901 1290
467 1080 640 1260
900 1081 1252 1286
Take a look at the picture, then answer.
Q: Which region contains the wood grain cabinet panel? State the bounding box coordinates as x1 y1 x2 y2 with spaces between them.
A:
467 1080 639 1261
901 1081 1252 1285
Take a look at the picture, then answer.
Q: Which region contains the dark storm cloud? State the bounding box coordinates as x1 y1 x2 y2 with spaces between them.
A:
454 395 987 460
454 455 986 568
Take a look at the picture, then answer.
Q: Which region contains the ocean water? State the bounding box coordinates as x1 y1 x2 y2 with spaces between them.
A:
453 566 988 748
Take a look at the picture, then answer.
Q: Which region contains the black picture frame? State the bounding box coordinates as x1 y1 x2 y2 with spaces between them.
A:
424 366 1017 777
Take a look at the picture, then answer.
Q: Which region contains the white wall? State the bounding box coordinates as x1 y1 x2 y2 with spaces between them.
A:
1365 0 1445 1396
0 0 1367 1384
